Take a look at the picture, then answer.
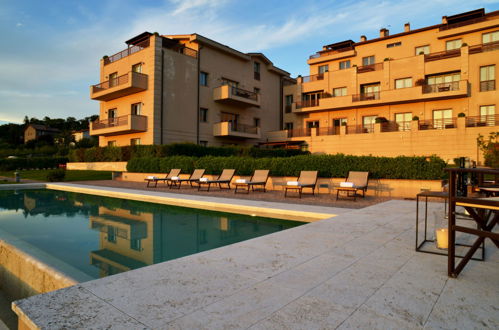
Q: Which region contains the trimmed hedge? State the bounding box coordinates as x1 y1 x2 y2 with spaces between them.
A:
127 154 447 180
69 143 308 162
0 157 68 171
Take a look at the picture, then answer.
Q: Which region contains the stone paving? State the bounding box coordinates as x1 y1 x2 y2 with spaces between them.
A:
12 192 499 329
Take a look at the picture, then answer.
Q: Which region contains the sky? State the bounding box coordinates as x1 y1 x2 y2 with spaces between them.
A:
1 0 498 124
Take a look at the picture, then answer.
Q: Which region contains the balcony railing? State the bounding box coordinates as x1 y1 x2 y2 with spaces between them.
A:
480 80 496 92
92 73 130 92
230 122 259 134
317 126 340 136
422 81 460 94
302 74 324 83
352 92 380 102
230 86 258 101
424 49 460 62
347 125 373 134
418 118 457 130
104 38 150 65
357 63 383 73
465 114 499 127
469 40 499 54
92 114 147 130
287 128 311 138
295 99 320 108
309 46 354 59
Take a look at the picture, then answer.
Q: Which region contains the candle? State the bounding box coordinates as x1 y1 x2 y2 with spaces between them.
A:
435 228 448 249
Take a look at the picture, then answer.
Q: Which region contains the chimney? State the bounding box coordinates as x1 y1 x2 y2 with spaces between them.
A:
404 23 410 32
360 35 367 42
380 28 389 38
442 16 448 24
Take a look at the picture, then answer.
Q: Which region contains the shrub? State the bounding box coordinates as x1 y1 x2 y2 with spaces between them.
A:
412 116 420 121
477 132 499 168
0 157 68 171
46 169 66 182
127 154 447 180
457 112 466 117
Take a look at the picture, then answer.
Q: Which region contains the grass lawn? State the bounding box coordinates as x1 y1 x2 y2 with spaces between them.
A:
0 170 112 182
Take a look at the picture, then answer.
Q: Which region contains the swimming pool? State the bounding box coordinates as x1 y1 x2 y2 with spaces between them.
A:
0 189 304 280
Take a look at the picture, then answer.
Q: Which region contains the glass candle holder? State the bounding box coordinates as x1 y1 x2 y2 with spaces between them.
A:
434 211 448 250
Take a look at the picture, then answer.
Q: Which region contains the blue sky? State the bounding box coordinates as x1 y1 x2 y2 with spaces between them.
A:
1 0 498 124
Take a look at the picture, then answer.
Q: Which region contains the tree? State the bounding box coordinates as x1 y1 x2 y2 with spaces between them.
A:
477 132 499 168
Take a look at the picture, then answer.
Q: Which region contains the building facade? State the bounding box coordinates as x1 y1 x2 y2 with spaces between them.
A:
90 32 289 147
271 9 499 163
24 124 60 143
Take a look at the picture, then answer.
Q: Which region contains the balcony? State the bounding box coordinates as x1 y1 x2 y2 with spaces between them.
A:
424 49 460 62
302 73 325 83
465 114 499 127
213 85 260 107
422 81 460 94
357 63 383 73
480 80 496 92
352 92 380 102
418 118 457 130
469 41 499 54
90 114 147 136
90 72 148 101
213 121 260 139
104 38 150 65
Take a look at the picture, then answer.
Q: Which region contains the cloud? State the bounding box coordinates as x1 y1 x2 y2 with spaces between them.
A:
16 22 23 27
170 0 229 16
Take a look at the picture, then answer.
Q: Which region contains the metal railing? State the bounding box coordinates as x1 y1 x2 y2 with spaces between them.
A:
424 49 460 62
92 114 146 130
480 80 496 92
352 92 380 102
295 99 320 108
469 40 499 54
418 118 457 130
317 126 340 136
309 46 354 59
439 16 486 31
91 72 148 93
357 62 383 73
104 38 150 65
422 81 460 94
230 86 258 101
347 124 373 134
287 128 311 138
381 121 411 132
465 114 499 127
229 122 258 134
302 73 324 83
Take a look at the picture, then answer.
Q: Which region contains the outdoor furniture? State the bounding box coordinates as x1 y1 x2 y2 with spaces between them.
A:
145 169 181 187
234 170 269 194
169 169 205 189
284 171 318 198
446 167 499 278
336 171 369 201
198 169 235 191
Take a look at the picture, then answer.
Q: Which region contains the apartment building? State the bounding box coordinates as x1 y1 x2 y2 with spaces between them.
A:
271 9 499 162
90 32 289 147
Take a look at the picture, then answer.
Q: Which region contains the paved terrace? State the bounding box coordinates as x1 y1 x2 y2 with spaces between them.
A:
12 187 499 329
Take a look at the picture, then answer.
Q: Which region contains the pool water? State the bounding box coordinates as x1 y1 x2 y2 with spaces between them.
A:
0 189 304 279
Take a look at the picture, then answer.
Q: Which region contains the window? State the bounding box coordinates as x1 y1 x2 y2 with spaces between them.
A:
254 118 260 127
387 41 401 48
433 109 453 129
395 78 412 89
362 116 377 132
306 121 319 135
333 87 347 97
302 92 322 107
108 108 117 119
426 72 461 92
109 72 118 87
107 226 117 243
200 72 208 86
332 118 347 134
284 122 293 130
480 65 495 92
107 141 116 147
415 45 430 55
318 65 329 74
482 31 499 44
339 60 350 70
446 39 462 50
362 56 375 66
131 103 142 115
254 87 260 94
254 62 261 80
480 105 495 126
285 95 293 113
199 108 208 122
221 78 238 88
130 239 141 251
132 63 142 73
360 83 380 100
130 138 141 146
199 140 208 147
395 113 412 131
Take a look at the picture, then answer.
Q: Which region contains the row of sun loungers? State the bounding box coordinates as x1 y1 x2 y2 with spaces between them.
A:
145 169 369 200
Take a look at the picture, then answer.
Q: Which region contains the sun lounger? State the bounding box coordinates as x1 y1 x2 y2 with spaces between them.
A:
336 171 369 201
144 169 181 187
169 169 205 189
234 170 270 194
198 169 236 191
284 170 318 198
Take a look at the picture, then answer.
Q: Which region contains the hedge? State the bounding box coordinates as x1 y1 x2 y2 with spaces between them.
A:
127 154 447 180
0 157 68 171
68 143 308 162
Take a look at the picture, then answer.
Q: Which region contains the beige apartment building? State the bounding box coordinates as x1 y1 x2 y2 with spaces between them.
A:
270 9 499 163
89 32 290 147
